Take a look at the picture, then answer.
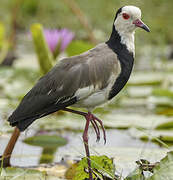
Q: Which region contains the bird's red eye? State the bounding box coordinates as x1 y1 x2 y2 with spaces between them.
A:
122 13 130 20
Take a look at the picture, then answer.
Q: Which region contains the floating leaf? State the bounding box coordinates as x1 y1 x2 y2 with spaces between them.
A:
129 128 173 145
128 72 163 86
127 86 152 98
23 135 67 148
72 155 115 180
147 151 173 180
0 166 66 180
156 107 173 117
0 167 47 180
125 168 144 180
152 88 173 98
24 135 68 164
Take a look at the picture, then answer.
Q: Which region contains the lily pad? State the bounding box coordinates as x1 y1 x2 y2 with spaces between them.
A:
0 167 47 180
127 86 152 98
156 107 173 117
148 96 173 107
129 128 173 145
125 168 144 180
58 146 167 178
152 88 173 98
23 135 67 148
103 113 172 130
0 166 65 180
37 112 172 131
23 135 68 164
66 155 115 180
147 151 173 180
128 72 163 86
125 151 173 180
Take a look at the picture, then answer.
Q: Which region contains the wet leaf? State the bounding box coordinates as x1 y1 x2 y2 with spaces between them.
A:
129 128 173 145
103 114 172 130
148 96 173 108
59 146 167 178
127 86 152 98
147 151 173 180
156 107 173 117
38 112 172 131
125 168 144 180
0 166 66 180
152 88 173 98
156 120 173 130
0 167 47 180
72 155 115 180
23 135 67 148
128 72 163 86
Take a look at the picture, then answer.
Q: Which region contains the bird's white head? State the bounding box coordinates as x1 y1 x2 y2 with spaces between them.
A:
114 5 150 34
113 5 150 54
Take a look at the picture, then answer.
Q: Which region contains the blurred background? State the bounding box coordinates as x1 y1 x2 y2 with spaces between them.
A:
0 0 173 178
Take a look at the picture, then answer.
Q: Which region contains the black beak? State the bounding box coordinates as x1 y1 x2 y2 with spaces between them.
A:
133 19 150 32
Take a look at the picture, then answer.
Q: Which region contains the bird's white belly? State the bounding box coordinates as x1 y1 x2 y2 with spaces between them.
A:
73 89 107 110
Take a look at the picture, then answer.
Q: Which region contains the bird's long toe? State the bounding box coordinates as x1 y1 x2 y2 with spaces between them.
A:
91 119 100 142
88 112 107 144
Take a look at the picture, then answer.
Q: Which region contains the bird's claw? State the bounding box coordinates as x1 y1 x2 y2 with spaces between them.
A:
88 112 107 144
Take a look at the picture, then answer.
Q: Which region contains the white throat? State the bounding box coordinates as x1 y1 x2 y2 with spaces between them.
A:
120 31 135 55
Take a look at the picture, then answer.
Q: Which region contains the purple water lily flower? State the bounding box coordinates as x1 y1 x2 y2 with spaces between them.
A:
44 29 74 53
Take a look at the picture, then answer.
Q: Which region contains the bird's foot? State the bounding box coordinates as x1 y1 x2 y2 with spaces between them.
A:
85 112 106 144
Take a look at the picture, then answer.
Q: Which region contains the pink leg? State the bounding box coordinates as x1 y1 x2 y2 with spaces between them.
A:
83 113 93 180
63 108 107 180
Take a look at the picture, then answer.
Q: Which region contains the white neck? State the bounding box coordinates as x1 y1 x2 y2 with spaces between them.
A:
119 31 135 55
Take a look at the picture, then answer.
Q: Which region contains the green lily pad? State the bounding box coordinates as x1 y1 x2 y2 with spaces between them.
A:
129 128 173 145
103 114 172 130
127 86 152 98
156 107 173 117
37 111 172 131
0 165 67 180
147 151 173 180
59 146 167 178
67 155 115 180
148 96 173 107
125 151 173 180
152 88 173 98
128 72 163 86
156 120 173 130
0 167 47 180
125 168 144 180
23 135 67 148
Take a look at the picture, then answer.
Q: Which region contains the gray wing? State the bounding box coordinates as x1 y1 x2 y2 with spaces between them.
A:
8 43 118 130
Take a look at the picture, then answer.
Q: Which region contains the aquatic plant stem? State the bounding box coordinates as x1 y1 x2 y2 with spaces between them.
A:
0 127 20 167
63 0 97 44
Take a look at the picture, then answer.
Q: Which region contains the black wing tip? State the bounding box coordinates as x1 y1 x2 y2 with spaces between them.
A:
7 114 35 132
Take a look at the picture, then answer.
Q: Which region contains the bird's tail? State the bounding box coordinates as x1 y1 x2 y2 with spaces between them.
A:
8 114 42 132
8 97 77 132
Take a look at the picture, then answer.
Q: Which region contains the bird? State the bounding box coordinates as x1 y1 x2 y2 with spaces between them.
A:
1 5 150 180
